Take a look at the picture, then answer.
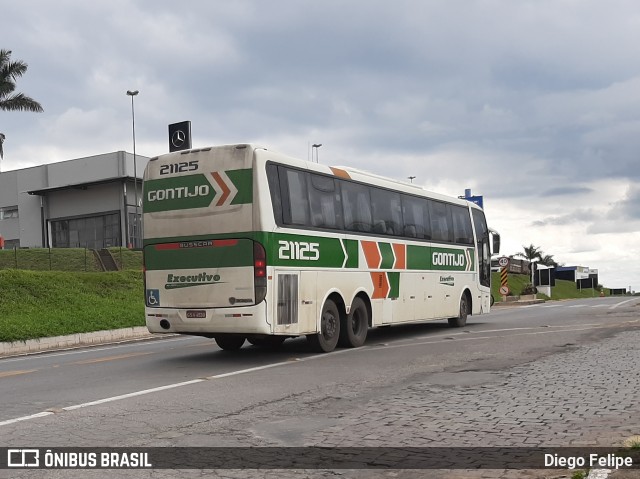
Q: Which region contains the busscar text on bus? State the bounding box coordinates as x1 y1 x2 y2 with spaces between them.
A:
142 144 500 353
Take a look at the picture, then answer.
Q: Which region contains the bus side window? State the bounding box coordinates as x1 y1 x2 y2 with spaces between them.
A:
283 168 310 226
308 173 343 230
340 181 372 233
266 164 283 225
401 194 431 239
371 187 402 236
451 204 474 245
429 200 452 242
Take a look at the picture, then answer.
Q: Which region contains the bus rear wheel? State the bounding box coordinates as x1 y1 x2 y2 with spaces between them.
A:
448 294 469 328
338 297 368 348
307 299 341 353
215 334 246 351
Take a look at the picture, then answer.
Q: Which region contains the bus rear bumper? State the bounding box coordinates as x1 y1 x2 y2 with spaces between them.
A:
145 302 273 335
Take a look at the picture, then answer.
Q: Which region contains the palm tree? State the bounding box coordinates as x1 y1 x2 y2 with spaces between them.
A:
0 49 43 160
515 244 543 262
538 254 558 268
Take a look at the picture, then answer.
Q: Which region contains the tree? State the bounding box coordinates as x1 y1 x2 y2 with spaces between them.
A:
0 49 43 160
538 254 558 268
515 244 543 262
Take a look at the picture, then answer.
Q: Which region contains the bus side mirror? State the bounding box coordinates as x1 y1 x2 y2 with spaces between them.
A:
490 230 500 255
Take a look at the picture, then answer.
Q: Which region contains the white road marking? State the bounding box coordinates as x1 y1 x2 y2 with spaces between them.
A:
610 298 639 309
0 348 353 427
0 411 54 427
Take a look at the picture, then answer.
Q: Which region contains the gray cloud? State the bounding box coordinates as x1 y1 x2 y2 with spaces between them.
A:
532 209 601 227
3 0 640 287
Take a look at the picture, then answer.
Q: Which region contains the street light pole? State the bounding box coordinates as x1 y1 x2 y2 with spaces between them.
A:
312 143 322 163
126 90 139 248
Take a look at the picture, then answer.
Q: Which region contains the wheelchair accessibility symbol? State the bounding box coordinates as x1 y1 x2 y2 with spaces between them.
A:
147 289 160 306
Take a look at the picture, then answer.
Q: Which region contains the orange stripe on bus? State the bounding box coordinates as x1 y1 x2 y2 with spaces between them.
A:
392 243 406 269
370 272 390 299
361 241 381 269
330 167 351 179
213 239 238 247
212 172 231 206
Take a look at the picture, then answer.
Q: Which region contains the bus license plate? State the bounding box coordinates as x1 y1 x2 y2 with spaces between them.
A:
186 310 206 319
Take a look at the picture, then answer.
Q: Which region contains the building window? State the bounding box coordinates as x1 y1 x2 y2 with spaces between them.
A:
51 213 121 249
0 206 18 220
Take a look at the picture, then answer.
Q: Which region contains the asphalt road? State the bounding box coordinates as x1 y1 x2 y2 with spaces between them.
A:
1 296 638 479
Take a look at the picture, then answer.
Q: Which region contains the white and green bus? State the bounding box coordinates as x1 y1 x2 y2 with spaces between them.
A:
143 144 500 352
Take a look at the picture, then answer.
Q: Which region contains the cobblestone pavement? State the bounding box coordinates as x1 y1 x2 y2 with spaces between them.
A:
4 323 639 479
199 326 640 478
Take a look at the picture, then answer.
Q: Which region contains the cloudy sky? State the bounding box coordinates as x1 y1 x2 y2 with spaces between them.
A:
2 0 639 291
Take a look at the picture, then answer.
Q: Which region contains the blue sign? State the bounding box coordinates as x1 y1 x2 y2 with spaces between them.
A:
146 289 160 307
466 195 484 209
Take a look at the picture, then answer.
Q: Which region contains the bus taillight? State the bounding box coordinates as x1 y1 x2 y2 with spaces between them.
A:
254 241 267 303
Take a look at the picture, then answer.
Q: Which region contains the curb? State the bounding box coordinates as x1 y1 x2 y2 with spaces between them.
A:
492 299 546 307
0 327 157 358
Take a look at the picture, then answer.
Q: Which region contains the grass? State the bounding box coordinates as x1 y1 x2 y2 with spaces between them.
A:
491 272 610 302
623 435 640 449
0 269 144 342
107 247 143 271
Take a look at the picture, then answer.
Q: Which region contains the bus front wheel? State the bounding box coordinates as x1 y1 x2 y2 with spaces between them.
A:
448 294 469 328
307 299 341 353
215 334 246 351
338 297 368 348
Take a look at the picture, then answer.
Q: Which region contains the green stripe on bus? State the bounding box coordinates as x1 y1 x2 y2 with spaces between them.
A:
143 232 474 272
406 245 473 271
269 233 345 268
406 244 430 269
143 174 216 212
387 272 400 298
343 239 359 268
379 243 394 269
144 240 253 270
227 169 253 205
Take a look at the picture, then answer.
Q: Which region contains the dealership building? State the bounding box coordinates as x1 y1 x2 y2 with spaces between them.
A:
0 151 148 250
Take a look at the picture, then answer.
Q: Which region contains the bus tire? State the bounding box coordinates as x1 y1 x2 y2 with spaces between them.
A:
214 334 246 351
448 294 469 328
338 297 368 348
307 299 341 353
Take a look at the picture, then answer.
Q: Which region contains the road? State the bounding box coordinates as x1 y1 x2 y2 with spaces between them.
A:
0 296 639 478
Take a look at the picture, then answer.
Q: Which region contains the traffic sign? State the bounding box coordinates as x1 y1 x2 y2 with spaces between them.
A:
498 256 510 268
499 285 510 296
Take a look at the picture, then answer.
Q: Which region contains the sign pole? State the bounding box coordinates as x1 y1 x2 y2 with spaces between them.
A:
497 256 510 301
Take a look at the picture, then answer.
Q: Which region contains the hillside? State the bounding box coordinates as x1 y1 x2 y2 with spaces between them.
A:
0 270 144 342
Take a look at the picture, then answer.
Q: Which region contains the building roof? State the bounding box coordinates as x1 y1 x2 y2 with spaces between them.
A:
26 176 137 195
